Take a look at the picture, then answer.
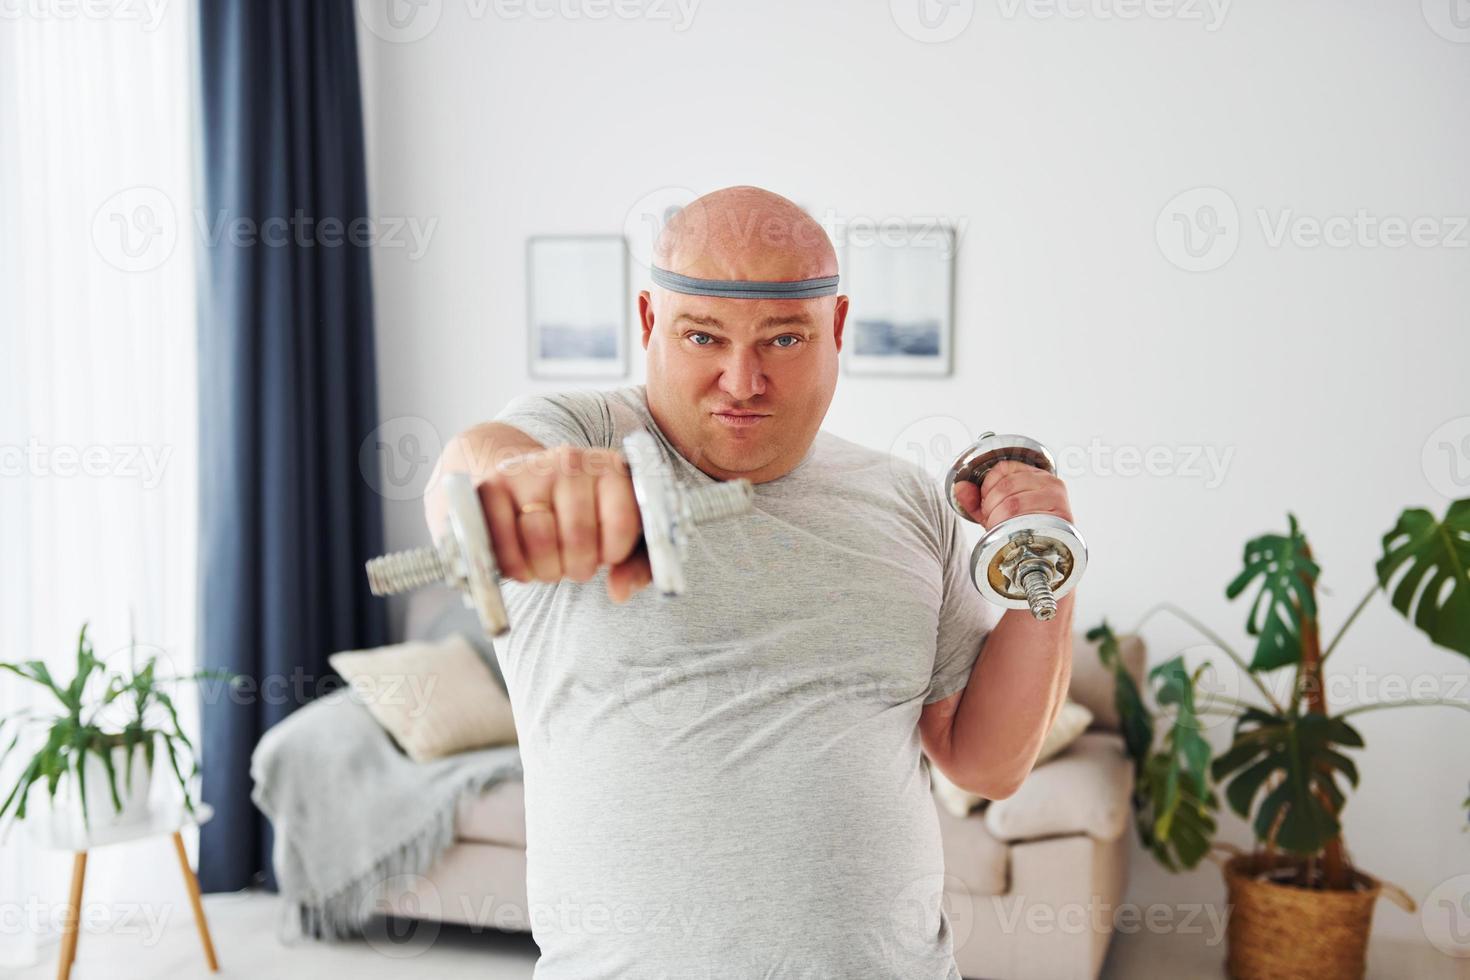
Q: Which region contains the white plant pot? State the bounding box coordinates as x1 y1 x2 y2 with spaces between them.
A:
39 739 156 839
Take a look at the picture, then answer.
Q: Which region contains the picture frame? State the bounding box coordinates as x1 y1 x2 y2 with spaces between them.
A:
526 235 628 379
840 223 955 377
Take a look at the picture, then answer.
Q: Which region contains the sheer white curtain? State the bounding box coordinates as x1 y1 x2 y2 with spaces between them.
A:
0 2 199 968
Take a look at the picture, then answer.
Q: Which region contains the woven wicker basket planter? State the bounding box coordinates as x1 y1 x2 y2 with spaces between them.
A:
1221 852 1381 980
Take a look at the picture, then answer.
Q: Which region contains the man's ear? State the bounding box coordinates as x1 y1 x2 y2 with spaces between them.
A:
638 290 654 349
832 294 849 353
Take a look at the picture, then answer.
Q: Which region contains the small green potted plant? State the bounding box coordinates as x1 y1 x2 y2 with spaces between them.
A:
0 623 235 841
1089 496 1470 980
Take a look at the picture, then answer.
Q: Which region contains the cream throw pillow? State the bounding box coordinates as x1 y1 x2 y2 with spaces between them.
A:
929 700 1095 818
329 634 517 763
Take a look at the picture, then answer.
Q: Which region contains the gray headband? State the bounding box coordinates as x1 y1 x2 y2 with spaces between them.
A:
650 265 840 299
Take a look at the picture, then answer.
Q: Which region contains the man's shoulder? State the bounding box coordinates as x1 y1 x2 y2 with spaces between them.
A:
805 430 953 550
501 384 646 422
496 385 647 451
505 383 644 406
601 384 654 435
602 383 648 412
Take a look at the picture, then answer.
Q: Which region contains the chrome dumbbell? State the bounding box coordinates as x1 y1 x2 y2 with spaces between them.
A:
619 429 755 598
943 433 1087 622
365 469 512 636
364 429 755 636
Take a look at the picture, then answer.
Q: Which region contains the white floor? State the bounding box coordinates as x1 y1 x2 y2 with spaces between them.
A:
12 889 1469 979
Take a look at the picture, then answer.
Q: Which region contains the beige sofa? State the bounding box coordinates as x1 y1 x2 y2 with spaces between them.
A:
386 593 1144 980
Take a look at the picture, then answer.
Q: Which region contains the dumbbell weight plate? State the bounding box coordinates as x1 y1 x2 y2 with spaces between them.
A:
942 432 1056 524
970 514 1088 609
622 430 687 597
621 429 756 599
443 472 511 636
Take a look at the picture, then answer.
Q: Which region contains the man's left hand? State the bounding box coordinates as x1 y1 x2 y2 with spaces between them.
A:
951 460 1074 528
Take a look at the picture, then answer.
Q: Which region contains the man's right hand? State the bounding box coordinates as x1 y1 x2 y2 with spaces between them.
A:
474 445 654 603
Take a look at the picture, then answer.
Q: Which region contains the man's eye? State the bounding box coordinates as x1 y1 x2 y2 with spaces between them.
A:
773 335 801 349
689 332 715 346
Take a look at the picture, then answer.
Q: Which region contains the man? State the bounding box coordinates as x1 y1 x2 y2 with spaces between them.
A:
425 186 1075 978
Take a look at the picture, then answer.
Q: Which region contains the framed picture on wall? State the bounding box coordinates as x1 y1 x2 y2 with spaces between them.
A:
841 224 955 377
526 235 628 379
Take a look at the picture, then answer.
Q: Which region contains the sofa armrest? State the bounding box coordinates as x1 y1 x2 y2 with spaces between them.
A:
983 732 1134 844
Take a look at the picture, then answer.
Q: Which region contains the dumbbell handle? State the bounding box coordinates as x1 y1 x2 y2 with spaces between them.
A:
679 480 755 525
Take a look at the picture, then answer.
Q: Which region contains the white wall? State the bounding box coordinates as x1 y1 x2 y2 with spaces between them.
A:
355 0 1470 944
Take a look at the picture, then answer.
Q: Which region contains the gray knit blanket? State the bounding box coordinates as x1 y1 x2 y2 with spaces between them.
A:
249 687 523 941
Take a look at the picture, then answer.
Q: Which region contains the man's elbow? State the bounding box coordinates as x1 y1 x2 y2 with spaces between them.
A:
941 764 1025 802
975 775 1025 802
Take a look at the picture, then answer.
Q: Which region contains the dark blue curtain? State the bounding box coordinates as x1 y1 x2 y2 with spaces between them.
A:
195 0 388 893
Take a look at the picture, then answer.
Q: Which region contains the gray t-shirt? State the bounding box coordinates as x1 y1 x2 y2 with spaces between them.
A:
491 384 997 979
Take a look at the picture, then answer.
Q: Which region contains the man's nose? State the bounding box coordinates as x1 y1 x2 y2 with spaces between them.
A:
717 345 767 402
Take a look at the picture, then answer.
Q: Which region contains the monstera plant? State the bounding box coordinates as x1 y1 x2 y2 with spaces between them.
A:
1088 497 1470 979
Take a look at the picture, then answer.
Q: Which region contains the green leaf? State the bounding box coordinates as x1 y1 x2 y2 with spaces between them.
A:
0 661 65 703
1151 656 1191 708
1151 658 1213 783
1317 772 1345 811
1134 657 1219 868
1255 776 1338 852
65 623 101 710
1215 709 1360 855
1225 513 1320 671
1136 753 1218 871
95 744 123 814
1169 776 1217 868
2 755 43 822
153 690 195 755
1375 499 1470 658
40 724 69 797
1320 749 1359 788
1113 664 1153 772
1224 754 1278 819
1210 729 1271 781
0 732 20 775
1088 621 1154 773
1325 715 1365 749
161 737 197 818
73 753 91 830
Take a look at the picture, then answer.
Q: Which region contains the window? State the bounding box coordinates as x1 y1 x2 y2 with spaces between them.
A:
0 1 200 966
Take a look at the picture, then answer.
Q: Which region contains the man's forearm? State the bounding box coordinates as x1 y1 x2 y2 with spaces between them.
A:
946 591 1075 798
423 422 546 533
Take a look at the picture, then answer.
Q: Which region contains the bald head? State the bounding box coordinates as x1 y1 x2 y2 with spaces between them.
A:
652 186 837 284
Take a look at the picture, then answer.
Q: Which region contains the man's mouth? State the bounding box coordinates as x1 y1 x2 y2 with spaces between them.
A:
711 409 769 428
